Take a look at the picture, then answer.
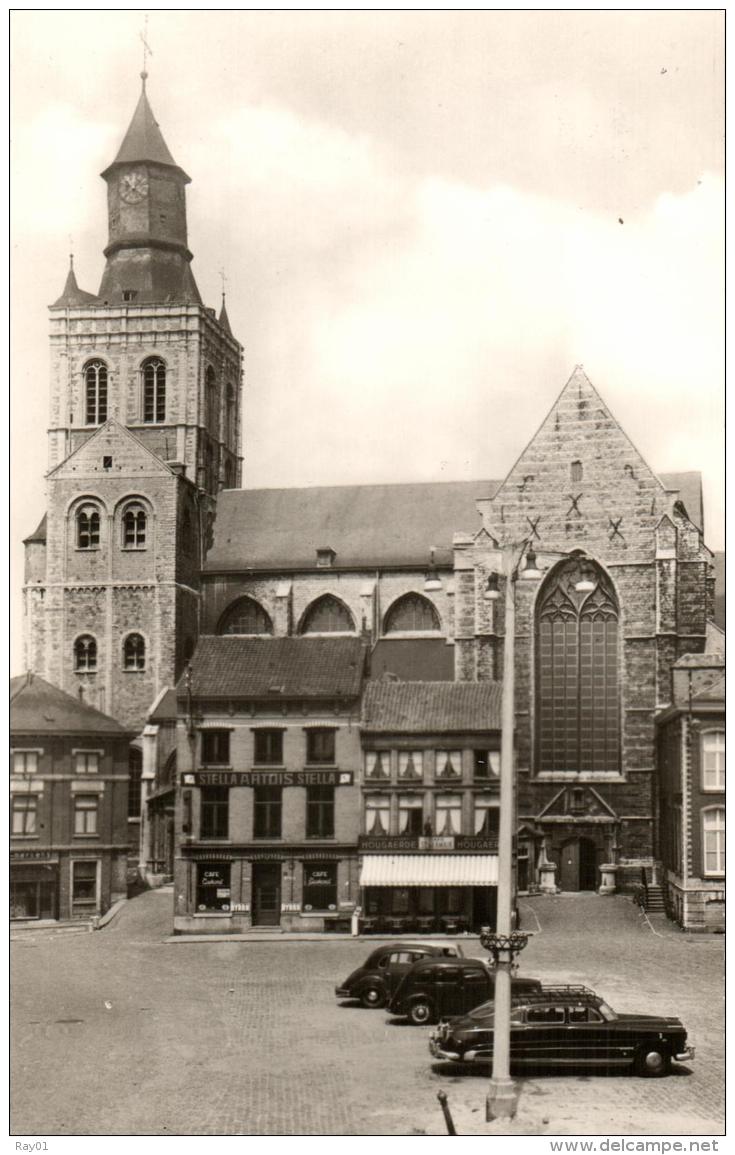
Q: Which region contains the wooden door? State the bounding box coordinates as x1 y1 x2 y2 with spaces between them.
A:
252 862 281 926
559 840 580 891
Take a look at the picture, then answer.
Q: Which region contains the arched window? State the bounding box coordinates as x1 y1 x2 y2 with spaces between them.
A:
225 384 235 445
206 366 218 435
384 593 440 633
84 360 108 425
128 748 142 818
536 557 620 774
74 635 97 672
142 358 166 423
76 505 101 549
218 597 273 636
122 504 147 549
123 633 146 671
300 595 355 634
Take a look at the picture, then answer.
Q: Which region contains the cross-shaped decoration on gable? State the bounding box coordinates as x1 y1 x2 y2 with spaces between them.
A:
526 516 541 540
566 494 583 517
518 475 535 493
608 517 625 542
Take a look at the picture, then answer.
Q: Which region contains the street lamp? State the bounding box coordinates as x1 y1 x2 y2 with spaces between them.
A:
482 541 539 1120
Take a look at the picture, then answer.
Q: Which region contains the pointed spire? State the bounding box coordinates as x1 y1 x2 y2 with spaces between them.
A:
218 291 232 335
51 254 99 308
102 76 186 177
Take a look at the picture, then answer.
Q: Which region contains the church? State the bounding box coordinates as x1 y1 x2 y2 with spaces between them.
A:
22 79 723 927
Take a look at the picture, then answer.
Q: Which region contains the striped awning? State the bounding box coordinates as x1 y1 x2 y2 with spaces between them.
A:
360 855 498 887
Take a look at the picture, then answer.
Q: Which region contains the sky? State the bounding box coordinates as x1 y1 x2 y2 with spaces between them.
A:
10 10 724 675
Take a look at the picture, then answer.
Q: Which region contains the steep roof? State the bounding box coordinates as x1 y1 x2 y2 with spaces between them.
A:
362 680 502 732
218 296 232 335
10 674 129 735
180 636 366 700
658 472 703 532
103 82 182 174
23 513 47 545
204 480 497 572
51 262 99 308
369 638 455 682
692 673 725 703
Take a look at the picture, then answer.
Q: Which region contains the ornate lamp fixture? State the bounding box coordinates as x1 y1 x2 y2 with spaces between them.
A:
423 547 442 591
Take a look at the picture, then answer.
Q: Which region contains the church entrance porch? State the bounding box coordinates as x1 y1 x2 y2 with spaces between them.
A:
557 836 599 891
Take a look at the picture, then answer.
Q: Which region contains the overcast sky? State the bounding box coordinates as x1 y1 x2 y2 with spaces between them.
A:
10 10 724 674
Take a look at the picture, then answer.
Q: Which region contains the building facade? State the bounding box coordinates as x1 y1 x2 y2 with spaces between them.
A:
10 674 132 922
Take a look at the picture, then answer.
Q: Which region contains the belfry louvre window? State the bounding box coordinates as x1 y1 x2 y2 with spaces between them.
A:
384 593 440 633
122 506 147 548
536 558 620 773
142 358 166 423
84 360 108 425
77 506 100 549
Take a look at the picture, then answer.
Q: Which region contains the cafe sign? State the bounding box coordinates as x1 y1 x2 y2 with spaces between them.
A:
188 770 353 787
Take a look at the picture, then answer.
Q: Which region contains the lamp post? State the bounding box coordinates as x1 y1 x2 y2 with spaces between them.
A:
482 541 540 1120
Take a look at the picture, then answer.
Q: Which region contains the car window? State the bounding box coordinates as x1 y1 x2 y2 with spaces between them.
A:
510 1008 524 1025
569 1006 590 1023
392 951 418 965
597 1001 617 1022
441 947 459 957
376 954 390 969
526 1005 565 1024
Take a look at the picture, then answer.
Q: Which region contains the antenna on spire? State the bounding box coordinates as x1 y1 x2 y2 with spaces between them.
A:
140 13 153 87
219 267 227 305
69 236 74 271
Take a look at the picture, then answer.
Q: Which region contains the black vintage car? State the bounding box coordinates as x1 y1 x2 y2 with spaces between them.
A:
387 956 542 1024
335 942 464 1008
429 985 695 1076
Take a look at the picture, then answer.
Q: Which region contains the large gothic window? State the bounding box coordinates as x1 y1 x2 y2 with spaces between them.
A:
142 358 166 423
300 595 355 634
536 558 620 774
218 597 273 636
384 593 440 633
84 360 108 425
205 366 219 436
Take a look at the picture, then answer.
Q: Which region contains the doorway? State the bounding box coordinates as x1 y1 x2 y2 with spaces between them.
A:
559 837 598 891
252 862 281 926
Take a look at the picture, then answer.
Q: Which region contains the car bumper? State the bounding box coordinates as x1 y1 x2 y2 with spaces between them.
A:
674 1046 695 1063
335 987 351 998
429 1038 461 1061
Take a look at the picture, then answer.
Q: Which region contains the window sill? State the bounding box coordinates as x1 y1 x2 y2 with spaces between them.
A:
120 547 148 552
122 669 146 674
73 835 100 840
11 834 39 841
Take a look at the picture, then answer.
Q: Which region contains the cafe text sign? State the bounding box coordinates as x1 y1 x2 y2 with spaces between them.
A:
190 770 353 787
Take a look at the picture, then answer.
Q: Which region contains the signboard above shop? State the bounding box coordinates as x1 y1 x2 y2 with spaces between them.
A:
187 770 354 788
358 835 498 852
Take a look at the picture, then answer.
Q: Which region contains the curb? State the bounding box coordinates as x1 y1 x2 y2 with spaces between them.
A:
163 932 484 945
94 897 128 930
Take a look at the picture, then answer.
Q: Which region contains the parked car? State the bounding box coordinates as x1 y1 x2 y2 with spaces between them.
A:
387 956 542 1024
335 942 465 1009
429 985 695 1076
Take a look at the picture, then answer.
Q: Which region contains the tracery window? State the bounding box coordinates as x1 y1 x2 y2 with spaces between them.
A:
384 593 440 633
300 595 355 634
122 504 147 549
84 360 108 425
205 366 219 435
536 558 620 774
74 635 97 672
142 358 166 423
123 633 146 671
76 505 101 549
218 597 273 636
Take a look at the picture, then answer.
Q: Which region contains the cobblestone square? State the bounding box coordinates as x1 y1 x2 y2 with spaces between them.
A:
10 888 724 1136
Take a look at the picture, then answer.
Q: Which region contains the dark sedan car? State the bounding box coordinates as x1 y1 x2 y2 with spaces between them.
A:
387 956 542 1024
335 942 464 1008
429 985 695 1076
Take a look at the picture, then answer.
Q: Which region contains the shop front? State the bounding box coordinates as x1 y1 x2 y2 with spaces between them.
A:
10 857 59 921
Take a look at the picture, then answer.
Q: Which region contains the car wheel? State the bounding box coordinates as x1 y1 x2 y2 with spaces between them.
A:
634 1045 671 1077
360 985 386 1009
408 999 434 1026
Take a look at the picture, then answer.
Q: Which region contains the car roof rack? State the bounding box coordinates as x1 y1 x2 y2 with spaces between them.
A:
511 985 598 1004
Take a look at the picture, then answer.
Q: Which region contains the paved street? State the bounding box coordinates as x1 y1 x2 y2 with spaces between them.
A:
11 888 723 1136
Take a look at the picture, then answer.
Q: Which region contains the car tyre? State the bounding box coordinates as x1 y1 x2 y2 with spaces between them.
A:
408 998 435 1025
634 1045 671 1077
360 985 386 1009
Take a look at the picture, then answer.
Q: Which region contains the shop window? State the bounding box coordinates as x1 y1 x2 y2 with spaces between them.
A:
142 358 166 423
473 750 499 782
122 506 147 549
398 751 423 780
75 751 99 774
306 729 336 765
12 751 38 776
10 872 57 920
384 593 440 633
74 635 97 672
254 786 282 838
12 795 37 835
74 795 98 836
71 860 98 914
702 807 725 876
390 888 411 915
76 506 100 550
218 597 272 636
254 730 283 765
302 862 337 911
436 750 462 780
435 794 462 836
196 862 231 912
84 360 108 425
365 751 390 780
365 795 391 835
473 795 499 837
398 795 423 835
300 595 355 635
201 730 230 766
306 786 335 838
702 731 725 791
200 786 229 839
128 749 142 818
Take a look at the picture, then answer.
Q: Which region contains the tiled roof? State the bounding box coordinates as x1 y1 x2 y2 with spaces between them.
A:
10 674 129 734
204 480 497 571
692 673 725 703
361 680 501 732
51 264 99 308
180 636 366 700
369 638 455 682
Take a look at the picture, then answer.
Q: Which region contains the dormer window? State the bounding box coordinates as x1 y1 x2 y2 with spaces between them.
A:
316 547 336 568
122 290 138 302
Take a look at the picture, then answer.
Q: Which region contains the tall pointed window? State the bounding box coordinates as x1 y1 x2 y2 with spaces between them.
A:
218 597 273 636
142 358 166 423
225 384 235 446
76 505 101 549
384 593 440 633
205 366 219 435
300 595 355 634
536 558 620 774
84 360 108 425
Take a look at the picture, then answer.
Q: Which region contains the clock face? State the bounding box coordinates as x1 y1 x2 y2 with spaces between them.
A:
119 170 149 204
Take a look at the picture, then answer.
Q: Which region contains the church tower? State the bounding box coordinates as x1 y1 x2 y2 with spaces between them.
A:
23 75 243 728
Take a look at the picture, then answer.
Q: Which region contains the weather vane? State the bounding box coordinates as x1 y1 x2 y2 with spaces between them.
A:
219 267 227 302
140 14 153 84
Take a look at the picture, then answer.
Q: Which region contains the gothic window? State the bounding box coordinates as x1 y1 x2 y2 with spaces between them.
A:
205 366 219 435
384 593 440 633
74 635 97 672
123 633 146 671
122 504 147 549
84 360 108 425
223 459 234 488
225 384 235 445
142 358 166 423
536 557 620 774
300 595 355 634
571 460 583 483
76 505 101 549
218 597 273 636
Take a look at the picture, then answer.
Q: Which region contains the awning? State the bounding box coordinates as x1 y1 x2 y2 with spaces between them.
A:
360 855 498 887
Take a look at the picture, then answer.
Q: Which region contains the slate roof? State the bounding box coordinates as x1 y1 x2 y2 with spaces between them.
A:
369 638 455 682
361 680 502 733
103 84 182 174
148 687 178 723
673 652 725 669
659 472 703 531
692 673 725 703
23 513 47 545
180 636 366 700
10 674 129 734
51 263 100 308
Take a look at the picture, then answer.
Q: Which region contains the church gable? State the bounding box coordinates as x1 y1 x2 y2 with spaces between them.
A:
480 366 672 556
47 420 174 482
538 785 619 821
